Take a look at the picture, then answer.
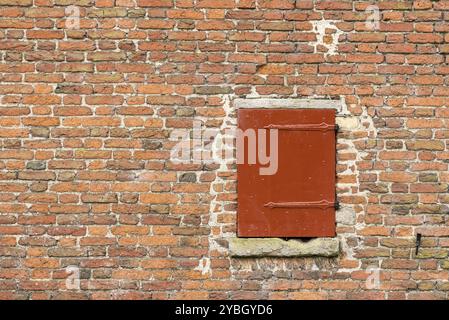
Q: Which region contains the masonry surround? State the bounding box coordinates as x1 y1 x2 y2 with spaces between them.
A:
228 98 344 257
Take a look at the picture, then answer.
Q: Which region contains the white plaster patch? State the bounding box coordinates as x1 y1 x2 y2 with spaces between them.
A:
311 263 320 271
309 20 344 56
336 117 359 130
336 206 356 225
336 100 377 272
204 95 237 254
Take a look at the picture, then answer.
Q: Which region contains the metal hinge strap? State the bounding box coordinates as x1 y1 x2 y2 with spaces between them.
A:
264 200 338 210
264 122 336 132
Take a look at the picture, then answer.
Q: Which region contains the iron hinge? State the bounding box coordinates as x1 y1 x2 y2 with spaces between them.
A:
264 200 337 210
264 123 337 132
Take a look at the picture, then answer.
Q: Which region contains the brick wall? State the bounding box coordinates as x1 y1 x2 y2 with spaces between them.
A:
1 0 449 300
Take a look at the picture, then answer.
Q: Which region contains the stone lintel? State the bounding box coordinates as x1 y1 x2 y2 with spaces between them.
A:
233 98 342 111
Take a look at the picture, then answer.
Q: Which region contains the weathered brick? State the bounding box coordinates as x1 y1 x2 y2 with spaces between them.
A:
137 0 173 7
81 194 118 203
406 141 445 151
380 172 417 183
141 194 178 204
179 173 197 183
18 171 55 181
26 161 46 170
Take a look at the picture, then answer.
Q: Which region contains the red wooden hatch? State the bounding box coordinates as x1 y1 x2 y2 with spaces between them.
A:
237 108 337 238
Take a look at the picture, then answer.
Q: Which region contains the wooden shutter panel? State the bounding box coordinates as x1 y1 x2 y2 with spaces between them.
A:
237 108 336 238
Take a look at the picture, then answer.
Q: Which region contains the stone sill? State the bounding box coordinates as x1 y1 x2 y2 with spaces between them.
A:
228 237 339 258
